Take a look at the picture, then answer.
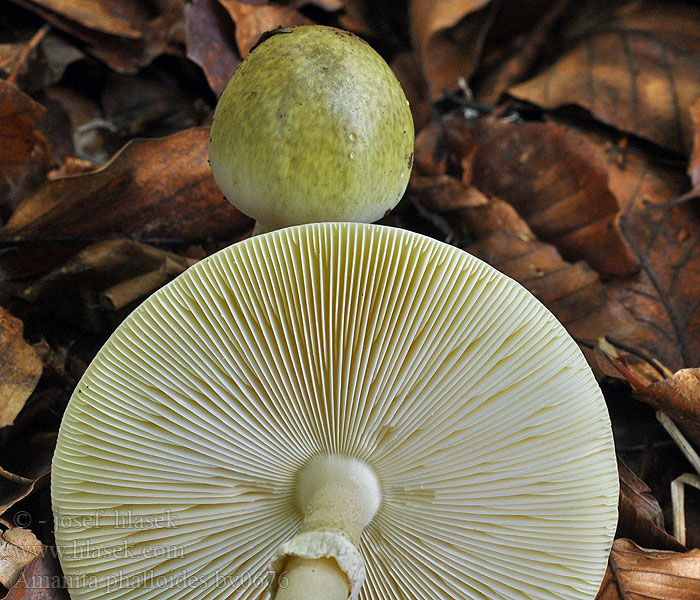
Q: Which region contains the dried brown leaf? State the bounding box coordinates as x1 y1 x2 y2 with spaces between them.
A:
185 0 240 97
5 551 69 600
0 529 43 589
468 117 639 277
410 0 495 100
635 368 700 448
414 114 700 373
472 0 571 104
0 128 252 245
0 80 51 219
0 307 42 429
11 0 184 73
218 0 311 59
596 539 700 600
603 138 700 372
510 4 700 154
16 239 198 325
617 457 685 552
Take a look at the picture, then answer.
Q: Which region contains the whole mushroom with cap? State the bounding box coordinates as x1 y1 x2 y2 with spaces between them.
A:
52 223 619 600
208 25 415 234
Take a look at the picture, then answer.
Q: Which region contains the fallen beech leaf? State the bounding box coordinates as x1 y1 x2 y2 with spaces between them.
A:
617 457 685 552
218 0 311 58
472 0 571 104
468 117 639 277
0 80 50 219
13 0 149 38
5 551 69 600
410 0 495 100
510 4 700 154
0 307 42 429
636 368 700 448
414 113 700 372
603 138 700 372
637 369 700 423
18 240 198 328
0 529 43 588
596 539 700 600
411 174 488 212
11 0 183 73
185 0 240 97
0 128 252 245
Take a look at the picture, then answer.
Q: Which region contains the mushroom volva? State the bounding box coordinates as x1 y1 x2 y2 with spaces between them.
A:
52 223 618 600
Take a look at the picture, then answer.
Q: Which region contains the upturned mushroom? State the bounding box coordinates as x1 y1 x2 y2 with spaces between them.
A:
52 223 618 600
208 26 414 233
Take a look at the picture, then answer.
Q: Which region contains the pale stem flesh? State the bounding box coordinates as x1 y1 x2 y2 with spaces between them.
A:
273 455 381 600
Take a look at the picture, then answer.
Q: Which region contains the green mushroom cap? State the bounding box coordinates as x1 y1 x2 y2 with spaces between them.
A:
208 25 415 232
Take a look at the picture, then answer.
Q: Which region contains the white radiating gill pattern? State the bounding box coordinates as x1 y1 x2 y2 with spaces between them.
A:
52 223 618 600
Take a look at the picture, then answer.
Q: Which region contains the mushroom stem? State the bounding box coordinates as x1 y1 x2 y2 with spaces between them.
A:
275 557 348 600
271 455 381 600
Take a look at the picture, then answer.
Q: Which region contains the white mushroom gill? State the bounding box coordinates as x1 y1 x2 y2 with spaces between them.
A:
51 223 619 600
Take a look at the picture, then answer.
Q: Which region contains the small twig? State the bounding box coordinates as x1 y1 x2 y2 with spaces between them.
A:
7 24 50 86
604 336 669 379
671 473 700 546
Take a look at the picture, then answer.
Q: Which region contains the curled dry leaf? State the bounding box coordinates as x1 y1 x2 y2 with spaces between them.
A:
0 307 42 429
603 136 700 373
185 0 240 97
413 114 639 276
18 239 198 323
510 4 700 155
617 457 685 552
413 113 700 373
4 551 69 600
596 538 700 600
636 368 700 448
472 0 571 104
218 0 311 59
468 117 639 278
0 128 252 245
410 0 495 100
11 0 183 73
0 80 51 220
0 529 43 589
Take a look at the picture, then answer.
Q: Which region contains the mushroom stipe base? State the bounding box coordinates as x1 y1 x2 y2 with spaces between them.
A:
51 223 618 600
